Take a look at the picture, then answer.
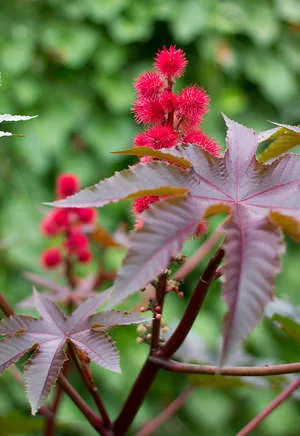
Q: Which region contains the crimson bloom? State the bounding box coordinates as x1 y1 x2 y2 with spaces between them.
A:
154 45 188 79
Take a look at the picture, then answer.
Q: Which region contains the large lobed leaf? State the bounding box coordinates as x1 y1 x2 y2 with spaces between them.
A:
52 115 300 363
0 291 149 413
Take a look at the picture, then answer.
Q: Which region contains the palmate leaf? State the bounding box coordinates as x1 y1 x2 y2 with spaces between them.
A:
51 161 191 208
0 114 37 137
19 272 99 307
52 115 300 363
0 291 148 414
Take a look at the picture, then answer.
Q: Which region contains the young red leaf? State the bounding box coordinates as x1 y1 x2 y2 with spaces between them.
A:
51 115 300 363
0 290 149 414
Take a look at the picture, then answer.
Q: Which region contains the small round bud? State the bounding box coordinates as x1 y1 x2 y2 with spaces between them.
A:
41 247 62 269
136 337 144 344
140 306 146 313
178 291 184 298
155 305 161 313
56 173 80 199
146 333 152 340
155 313 162 321
137 325 147 336
78 249 92 264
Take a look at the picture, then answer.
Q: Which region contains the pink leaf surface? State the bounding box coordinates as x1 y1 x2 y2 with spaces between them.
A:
25 339 67 415
71 330 120 373
107 196 208 307
0 290 144 412
51 115 300 361
50 162 191 208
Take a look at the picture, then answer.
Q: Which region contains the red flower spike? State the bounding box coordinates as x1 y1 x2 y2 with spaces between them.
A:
159 90 178 113
133 195 160 214
177 85 210 126
154 45 188 79
64 230 89 255
52 209 70 229
56 173 80 199
182 130 221 156
134 125 177 150
40 214 59 237
134 72 164 98
75 208 96 225
132 97 165 125
41 248 62 269
77 249 92 264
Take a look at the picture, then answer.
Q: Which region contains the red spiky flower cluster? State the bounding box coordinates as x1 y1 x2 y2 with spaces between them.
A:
40 174 96 269
132 45 220 217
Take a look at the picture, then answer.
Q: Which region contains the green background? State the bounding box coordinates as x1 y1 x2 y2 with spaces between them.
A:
0 0 299 434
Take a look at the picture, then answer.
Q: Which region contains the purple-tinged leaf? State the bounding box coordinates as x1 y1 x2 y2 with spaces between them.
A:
91 311 150 328
33 289 66 333
71 330 120 373
24 272 70 294
75 273 96 297
0 316 49 336
49 162 190 208
67 290 111 332
0 335 37 375
51 115 300 362
220 208 284 364
107 196 208 307
25 339 67 415
0 291 144 412
19 272 97 308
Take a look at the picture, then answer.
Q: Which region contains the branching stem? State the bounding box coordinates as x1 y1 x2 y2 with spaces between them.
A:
148 357 300 376
58 375 104 433
67 342 111 428
113 248 224 434
237 378 300 436
137 385 194 436
160 248 224 358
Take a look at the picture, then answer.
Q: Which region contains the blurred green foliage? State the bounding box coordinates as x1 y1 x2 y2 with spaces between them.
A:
0 0 299 434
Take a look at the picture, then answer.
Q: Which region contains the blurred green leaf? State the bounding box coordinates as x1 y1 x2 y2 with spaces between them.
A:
266 298 300 343
41 22 99 67
0 413 43 435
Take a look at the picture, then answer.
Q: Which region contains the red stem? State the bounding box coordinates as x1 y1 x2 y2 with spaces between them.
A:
148 357 300 376
113 360 159 435
173 231 223 280
150 273 167 352
160 248 224 358
138 386 194 436
67 343 111 429
58 375 104 433
237 378 300 436
113 248 223 434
